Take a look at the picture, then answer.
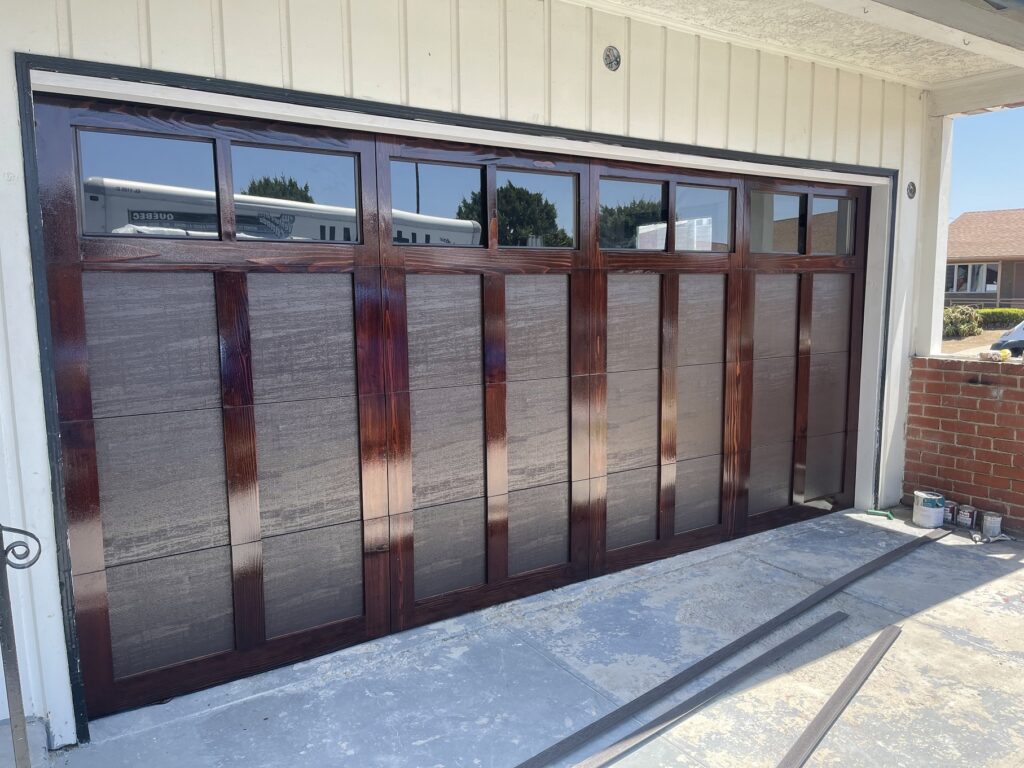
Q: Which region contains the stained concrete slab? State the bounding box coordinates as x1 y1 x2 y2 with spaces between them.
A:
35 511 1024 768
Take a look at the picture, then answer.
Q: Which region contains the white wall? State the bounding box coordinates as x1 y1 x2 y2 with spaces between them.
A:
0 0 930 747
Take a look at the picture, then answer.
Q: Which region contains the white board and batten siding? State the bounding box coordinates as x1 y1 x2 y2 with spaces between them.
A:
0 0 929 748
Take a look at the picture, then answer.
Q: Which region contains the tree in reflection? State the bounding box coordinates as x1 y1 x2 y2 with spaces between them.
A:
457 182 572 247
599 198 663 248
242 175 315 204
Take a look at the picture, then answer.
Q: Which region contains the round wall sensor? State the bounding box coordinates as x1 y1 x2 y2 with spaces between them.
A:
907 182 917 199
603 45 621 71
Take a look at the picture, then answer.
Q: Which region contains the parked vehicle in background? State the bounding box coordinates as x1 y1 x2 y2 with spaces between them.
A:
990 320 1024 357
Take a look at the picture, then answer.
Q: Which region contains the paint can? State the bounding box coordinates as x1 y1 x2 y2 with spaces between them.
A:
981 511 1002 538
943 500 957 526
957 504 978 529
912 491 944 528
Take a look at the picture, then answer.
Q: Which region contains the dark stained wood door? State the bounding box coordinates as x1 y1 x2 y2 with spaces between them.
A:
32 95 867 718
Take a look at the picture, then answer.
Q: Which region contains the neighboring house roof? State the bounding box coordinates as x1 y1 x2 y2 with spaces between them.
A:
948 209 1024 260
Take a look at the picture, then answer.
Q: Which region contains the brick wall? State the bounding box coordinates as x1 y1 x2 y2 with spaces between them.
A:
904 357 1024 532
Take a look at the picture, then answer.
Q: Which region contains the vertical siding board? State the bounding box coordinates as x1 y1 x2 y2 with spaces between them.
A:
859 76 884 167
756 51 785 156
458 0 501 118
68 0 142 66
549 0 588 130
590 10 627 136
287 0 347 96
835 70 861 165
881 81 905 169
810 64 837 162
149 0 217 76
727 45 757 153
696 38 729 150
784 58 812 159
505 0 547 124
627 19 664 140
350 0 403 103
663 28 698 145
221 0 284 86
405 0 455 111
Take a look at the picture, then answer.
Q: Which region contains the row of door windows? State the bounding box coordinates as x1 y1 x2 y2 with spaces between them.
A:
78 129 854 255
945 262 999 293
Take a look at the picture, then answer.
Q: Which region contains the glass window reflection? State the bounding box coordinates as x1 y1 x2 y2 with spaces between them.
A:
390 160 485 246
496 170 575 247
599 179 667 249
231 145 359 242
810 197 854 255
675 185 732 252
750 191 805 253
79 131 219 238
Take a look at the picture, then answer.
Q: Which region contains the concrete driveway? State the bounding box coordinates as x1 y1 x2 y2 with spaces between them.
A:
30 510 1024 767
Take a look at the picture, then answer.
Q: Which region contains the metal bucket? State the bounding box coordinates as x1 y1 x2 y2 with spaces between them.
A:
982 511 1002 538
912 491 944 528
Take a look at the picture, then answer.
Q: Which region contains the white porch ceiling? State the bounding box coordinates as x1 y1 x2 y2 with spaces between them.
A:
581 0 1024 87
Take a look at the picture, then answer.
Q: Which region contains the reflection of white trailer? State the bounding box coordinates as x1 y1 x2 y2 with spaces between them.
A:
81 177 482 245
637 218 714 250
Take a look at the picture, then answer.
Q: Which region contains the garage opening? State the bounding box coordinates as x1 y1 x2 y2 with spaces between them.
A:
33 95 867 718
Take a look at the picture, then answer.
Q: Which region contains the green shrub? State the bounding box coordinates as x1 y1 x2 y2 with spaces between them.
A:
942 305 982 339
977 307 1024 330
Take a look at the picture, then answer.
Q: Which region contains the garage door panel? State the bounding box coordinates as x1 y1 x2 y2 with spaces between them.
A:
508 482 570 576
676 362 724 460
506 378 569 491
748 444 793 515
751 356 796 448
807 352 849 437
83 272 221 418
413 498 486 600
606 466 659 550
805 433 846 501
606 369 660 473
506 275 568 381
406 275 482 390
410 385 485 508
262 522 364 639
753 274 798 359
95 409 230 568
607 275 661 373
811 273 852 354
675 455 722 534
678 274 726 365
107 546 234 679
255 396 362 538
248 273 357 403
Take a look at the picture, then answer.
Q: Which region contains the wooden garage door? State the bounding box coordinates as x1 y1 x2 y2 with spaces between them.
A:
33 96 867 717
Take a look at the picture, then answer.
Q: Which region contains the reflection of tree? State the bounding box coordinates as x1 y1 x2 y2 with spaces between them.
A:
599 198 663 248
458 182 572 246
243 175 314 203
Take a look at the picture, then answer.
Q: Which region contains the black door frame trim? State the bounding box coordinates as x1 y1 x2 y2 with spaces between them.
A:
13 51 900 743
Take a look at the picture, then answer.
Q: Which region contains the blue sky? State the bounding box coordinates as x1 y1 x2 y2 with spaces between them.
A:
950 107 1024 220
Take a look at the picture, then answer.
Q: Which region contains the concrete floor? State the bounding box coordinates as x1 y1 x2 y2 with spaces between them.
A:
26 510 1024 767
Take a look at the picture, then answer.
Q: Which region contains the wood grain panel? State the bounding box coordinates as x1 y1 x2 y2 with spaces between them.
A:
506 275 569 381
751 356 796 448
605 466 659 550
413 498 487 600
82 272 220 417
675 454 722 533
678 274 726 365
94 410 230 567
606 274 661 373
807 352 850 438
507 483 570 576
676 363 724 461
410 385 485 508
262 522 363 639
406 275 482 389
248 273 356 402
748 444 793 515
106 546 234 679
811 273 853 354
805 433 846 501
753 274 798 359
606 369 660 473
254 396 362 536
506 378 570 491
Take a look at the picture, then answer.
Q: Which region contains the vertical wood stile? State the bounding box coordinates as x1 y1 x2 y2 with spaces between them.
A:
792 272 814 504
658 273 679 542
483 274 509 583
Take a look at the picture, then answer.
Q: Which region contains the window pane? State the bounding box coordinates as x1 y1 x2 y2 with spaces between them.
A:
955 265 969 292
969 265 984 293
496 170 575 247
945 266 955 292
599 179 666 249
231 145 359 242
390 160 485 246
750 191 804 253
811 197 854 255
986 264 999 292
675 185 731 252
80 131 218 238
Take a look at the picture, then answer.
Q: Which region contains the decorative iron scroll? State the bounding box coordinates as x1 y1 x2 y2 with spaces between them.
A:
1 525 41 570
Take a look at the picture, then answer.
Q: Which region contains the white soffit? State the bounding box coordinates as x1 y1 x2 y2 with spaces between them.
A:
582 0 1021 88
29 71 892 188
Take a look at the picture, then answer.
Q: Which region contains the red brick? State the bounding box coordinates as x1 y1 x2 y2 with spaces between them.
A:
930 358 965 372
958 409 996 426
976 424 1016 440
921 405 958 421
956 433 992 450
957 458 992 475
919 450 957 468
